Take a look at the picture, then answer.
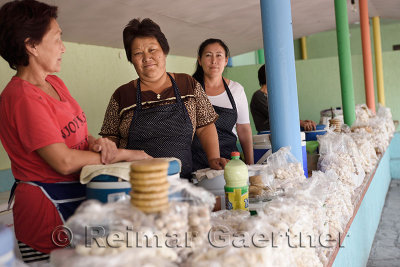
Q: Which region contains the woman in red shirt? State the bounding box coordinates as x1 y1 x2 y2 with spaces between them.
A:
0 0 150 263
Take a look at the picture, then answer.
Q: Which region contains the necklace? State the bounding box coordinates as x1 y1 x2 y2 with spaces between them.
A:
157 93 161 99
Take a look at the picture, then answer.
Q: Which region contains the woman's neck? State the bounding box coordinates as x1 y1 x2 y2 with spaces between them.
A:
204 74 222 87
16 66 48 87
139 72 170 93
203 75 226 96
16 65 60 100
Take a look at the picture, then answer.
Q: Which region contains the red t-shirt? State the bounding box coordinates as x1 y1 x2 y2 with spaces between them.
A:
0 75 89 253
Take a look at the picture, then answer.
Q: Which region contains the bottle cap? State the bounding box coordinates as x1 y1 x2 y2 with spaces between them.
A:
231 151 240 157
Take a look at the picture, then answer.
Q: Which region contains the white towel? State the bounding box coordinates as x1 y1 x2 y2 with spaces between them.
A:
80 157 182 184
80 162 132 184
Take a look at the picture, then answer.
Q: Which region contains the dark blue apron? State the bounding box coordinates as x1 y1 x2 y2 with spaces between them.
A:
126 73 193 179
9 180 86 223
191 78 238 172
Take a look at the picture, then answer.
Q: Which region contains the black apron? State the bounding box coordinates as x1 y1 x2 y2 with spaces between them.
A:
126 73 193 178
191 78 238 172
9 180 86 223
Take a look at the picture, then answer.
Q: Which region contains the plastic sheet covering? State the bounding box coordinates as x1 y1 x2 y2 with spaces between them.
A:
51 180 215 266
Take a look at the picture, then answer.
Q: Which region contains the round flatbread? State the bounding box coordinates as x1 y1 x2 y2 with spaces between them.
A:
131 196 168 208
130 169 167 180
131 176 167 186
249 185 263 197
135 203 170 214
130 159 169 172
131 181 170 193
249 175 264 186
130 190 169 200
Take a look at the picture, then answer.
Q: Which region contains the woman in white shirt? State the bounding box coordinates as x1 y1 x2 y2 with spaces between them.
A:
191 38 253 171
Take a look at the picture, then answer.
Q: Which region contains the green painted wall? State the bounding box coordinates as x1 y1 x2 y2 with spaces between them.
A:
233 20 400 66
231 51 258 66
231 42 301 65
224 50 400 135
304 20 400 60
0 41 196 169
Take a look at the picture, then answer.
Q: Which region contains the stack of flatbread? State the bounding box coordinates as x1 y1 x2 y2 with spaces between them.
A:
130 159 170 213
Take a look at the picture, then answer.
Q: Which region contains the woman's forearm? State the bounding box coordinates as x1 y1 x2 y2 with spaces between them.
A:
36 143 151 175
236 123 254 164
195 123 220 161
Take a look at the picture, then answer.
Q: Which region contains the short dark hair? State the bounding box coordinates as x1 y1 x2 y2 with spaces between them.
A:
123 18 169 63
0 0 58 70
258 64 266 86
192 38 230 85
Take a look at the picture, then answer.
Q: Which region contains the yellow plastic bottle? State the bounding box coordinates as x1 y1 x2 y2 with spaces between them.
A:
224 151 249 211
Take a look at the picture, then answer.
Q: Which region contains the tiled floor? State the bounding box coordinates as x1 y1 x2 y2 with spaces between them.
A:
367 179 400 266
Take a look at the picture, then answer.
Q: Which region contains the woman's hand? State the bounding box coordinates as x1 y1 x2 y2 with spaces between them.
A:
118 149 152 162
301 120 316 131
36 144 152 176
88 136 118 164
208 158 229 170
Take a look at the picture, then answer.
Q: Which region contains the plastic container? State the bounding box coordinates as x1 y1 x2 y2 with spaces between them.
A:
302 140 308 178
197 175 225 196
0 225 14 267
319 107 343 126
224 152 249 211
195 175 226 209
86 175 131 203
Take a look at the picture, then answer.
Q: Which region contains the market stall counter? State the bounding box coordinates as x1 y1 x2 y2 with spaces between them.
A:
2 105 397 266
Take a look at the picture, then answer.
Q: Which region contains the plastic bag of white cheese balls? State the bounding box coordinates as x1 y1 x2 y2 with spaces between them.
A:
187 208 323 267
51 200 180 266
377 105 395 138
353 104 375 127
264 146 306 190
349 131 378 173
318 130 365 188
53 181 216 265
169 177 215 210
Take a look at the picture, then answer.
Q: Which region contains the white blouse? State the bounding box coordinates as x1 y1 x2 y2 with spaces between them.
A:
207 80 250 136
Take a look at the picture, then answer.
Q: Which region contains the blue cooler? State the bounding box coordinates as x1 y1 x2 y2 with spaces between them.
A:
0 225 14 267
253 144 271 164
167 159 183 200
253 133 271 164
167 159 181 176
86 175 131 203
303 125 327 141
